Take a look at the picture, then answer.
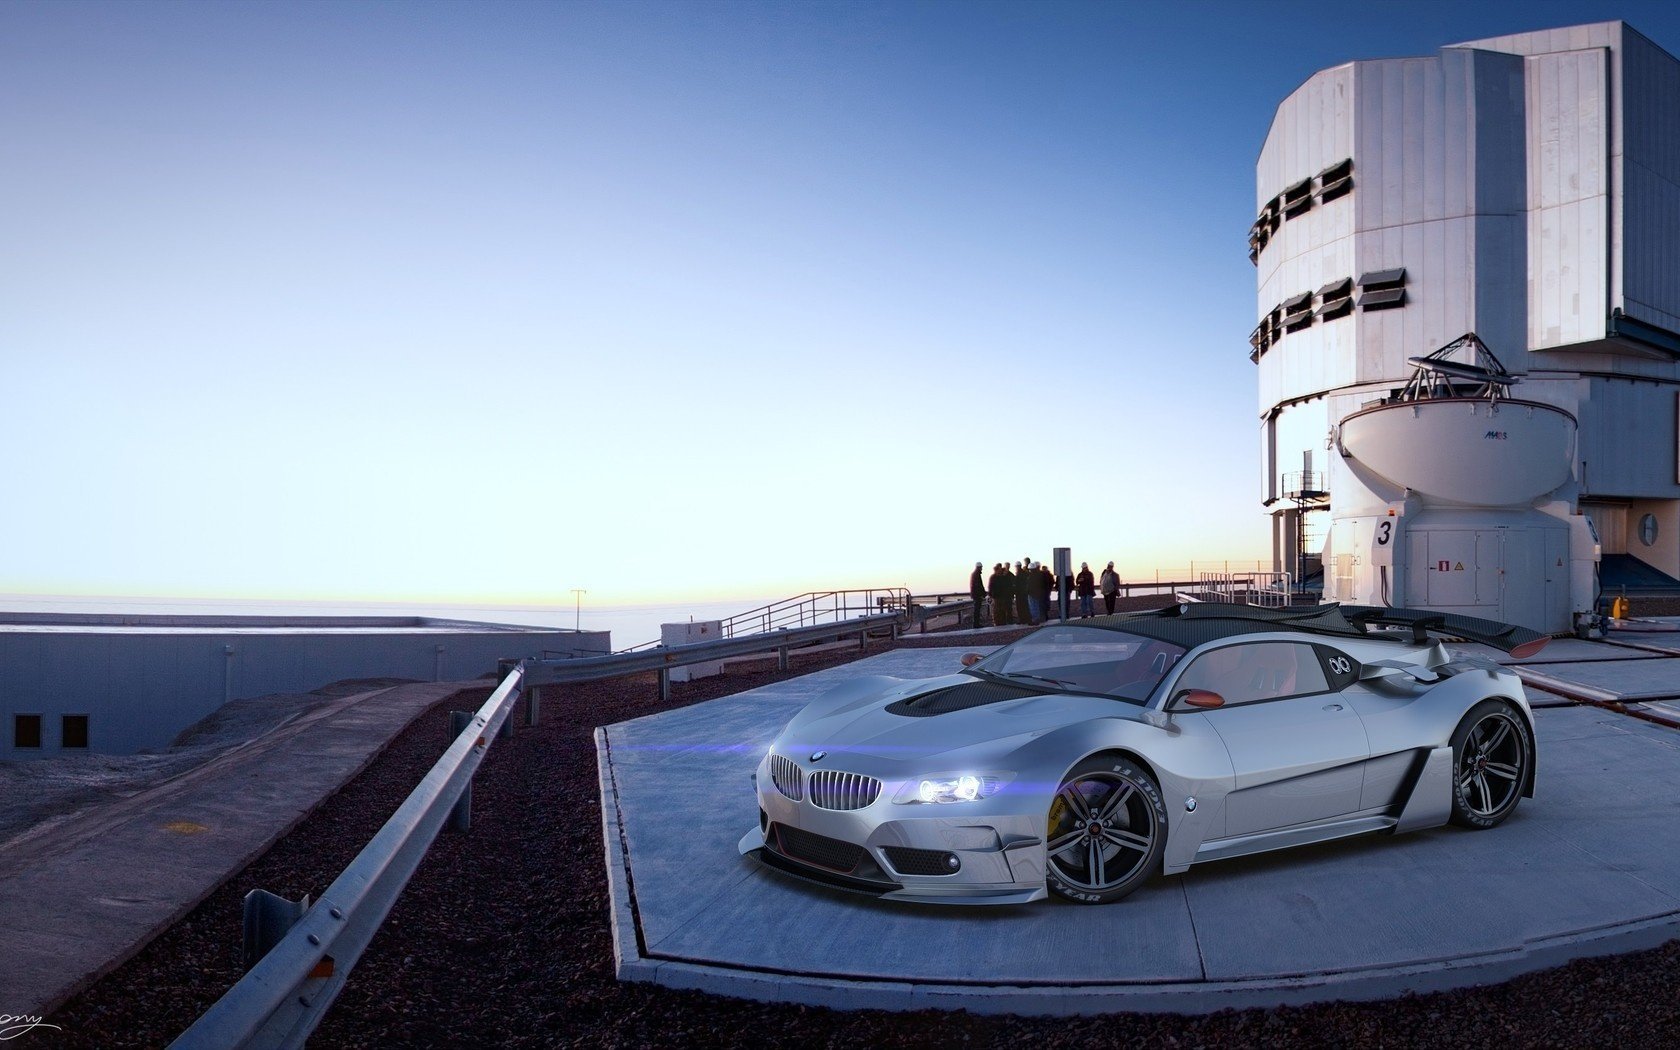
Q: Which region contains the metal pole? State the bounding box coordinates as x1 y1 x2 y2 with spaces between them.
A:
525 685 540 726
570 589 587 631
447 710 473 833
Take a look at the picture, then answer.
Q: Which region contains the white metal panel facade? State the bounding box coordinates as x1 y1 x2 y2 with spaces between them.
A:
1524 48 1610 349
1256 19 1680 597
1622 28 1680 331
1577 377 1680 498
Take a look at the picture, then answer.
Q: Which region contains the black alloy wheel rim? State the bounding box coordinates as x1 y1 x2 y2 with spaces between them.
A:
1047 772 1156 891
1459 711 1526 817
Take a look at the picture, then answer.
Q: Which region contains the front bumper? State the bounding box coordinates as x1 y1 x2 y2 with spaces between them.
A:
741 760 1048 905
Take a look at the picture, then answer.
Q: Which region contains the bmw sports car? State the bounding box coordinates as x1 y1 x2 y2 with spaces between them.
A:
740 602 1547 905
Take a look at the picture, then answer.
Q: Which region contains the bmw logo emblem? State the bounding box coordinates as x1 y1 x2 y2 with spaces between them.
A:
810 751 826 763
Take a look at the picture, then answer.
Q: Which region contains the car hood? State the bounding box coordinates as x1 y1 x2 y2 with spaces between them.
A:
774 672 1141 770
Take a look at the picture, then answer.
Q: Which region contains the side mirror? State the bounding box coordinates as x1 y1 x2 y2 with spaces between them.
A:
961 653 983 667
1178 689 1225 710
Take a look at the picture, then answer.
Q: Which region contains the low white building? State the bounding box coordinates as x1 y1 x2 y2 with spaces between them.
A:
1254 20 1680 632
0 613 608 758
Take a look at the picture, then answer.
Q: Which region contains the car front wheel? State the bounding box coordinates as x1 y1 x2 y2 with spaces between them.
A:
1449 699 1533 829
1045 755 1167 904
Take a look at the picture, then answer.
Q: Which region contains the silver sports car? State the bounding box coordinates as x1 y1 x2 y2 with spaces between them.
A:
740 602 1547 905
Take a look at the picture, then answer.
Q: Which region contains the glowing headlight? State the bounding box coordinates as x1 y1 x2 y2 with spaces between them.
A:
893 772 1011 804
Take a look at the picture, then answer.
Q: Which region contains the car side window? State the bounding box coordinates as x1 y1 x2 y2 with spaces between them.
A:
1174 642 1332 707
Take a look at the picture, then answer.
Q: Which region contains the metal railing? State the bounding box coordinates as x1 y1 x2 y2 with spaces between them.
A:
719 589 909 639
1282 470 1328 499
607 588 911 654
170 612 906 1048
1193 571 1294 607
526 612 905 696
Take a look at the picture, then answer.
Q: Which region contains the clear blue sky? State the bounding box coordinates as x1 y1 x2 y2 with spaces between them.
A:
4 0 1678 605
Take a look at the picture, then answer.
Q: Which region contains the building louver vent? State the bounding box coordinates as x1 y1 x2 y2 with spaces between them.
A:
1317 277 1354 320
1281 291 1314 331
1317 158 1354 202
1358 268 1407 311
1282 177 1314 218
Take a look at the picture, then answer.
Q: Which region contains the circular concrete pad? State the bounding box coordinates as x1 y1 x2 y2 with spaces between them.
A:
596 649 1680 1014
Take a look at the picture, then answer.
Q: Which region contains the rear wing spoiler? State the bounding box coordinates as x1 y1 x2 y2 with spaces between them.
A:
1341 605 1550 658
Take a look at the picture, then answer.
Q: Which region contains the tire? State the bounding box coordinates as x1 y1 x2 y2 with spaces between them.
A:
1045 755 1167 904
1449 699 1533 829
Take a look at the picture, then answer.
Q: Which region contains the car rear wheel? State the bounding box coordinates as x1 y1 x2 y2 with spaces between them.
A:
1045 755 1166 904
1449 699 1532 829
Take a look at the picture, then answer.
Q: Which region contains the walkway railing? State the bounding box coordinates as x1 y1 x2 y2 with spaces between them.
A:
720 589 910 639
169 612 904 1049
1192 571 1294 606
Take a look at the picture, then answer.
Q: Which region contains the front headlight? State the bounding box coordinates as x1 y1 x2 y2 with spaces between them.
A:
893 772 1013 804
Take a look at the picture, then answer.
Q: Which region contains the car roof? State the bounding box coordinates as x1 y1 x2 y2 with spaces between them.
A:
1060 601 1545 655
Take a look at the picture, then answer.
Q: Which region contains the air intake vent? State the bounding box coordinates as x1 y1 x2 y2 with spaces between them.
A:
773 824 866 873
769 754 803 801
808 769 882 810
883 846 962 876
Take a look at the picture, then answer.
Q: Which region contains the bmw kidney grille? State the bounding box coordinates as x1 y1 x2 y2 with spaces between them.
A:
769 754 803 801
809 769 882 811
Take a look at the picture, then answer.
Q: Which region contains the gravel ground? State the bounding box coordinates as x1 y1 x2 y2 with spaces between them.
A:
46 630 1680 1048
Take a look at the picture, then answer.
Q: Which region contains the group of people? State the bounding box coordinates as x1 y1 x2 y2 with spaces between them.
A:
967 558 1124 627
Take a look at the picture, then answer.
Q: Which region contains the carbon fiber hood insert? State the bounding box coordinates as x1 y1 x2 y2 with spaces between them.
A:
885 680 1043 717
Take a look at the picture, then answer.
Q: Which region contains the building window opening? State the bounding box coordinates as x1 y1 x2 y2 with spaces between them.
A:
1249 199 1281 263
1640 514 1659 547
1318 277 1354 320
62 714 89 749
1317 158 1354 202
1358 268 1407 311
1281 291 1314 331
14 714 43 749
1282 178 1313 218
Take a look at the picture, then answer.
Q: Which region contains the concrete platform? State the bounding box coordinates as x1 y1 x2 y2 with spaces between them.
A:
0 680 477 1017
598 647 1680 1014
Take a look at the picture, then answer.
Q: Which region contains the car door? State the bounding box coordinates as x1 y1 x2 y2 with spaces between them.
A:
1172 641 1370 838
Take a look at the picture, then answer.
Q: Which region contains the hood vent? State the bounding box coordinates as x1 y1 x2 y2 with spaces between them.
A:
886 680 1041 718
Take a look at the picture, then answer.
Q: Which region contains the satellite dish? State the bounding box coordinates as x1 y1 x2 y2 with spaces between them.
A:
1405 356 1501 383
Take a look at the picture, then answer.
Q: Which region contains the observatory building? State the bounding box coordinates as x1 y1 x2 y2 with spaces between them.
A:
1254 21 1680 633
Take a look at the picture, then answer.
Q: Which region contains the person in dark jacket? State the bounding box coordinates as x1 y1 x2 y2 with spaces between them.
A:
969 562 986 626
1035 561 1054 622
1014 562 1033 625
1075 562 1096 618
989 563 1013 626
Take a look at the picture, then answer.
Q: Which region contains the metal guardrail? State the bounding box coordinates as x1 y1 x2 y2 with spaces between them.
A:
171 666 527 1049
609 588 910 654
170 611 907 1048
525 612 905 695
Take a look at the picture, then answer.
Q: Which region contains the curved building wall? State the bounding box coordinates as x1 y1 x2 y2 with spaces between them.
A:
1254 20 1680 627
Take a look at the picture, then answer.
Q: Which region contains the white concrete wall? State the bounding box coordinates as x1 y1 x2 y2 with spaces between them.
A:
0 621 609 759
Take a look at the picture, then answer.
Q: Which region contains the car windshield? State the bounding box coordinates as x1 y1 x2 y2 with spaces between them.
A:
966 626 1188 704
